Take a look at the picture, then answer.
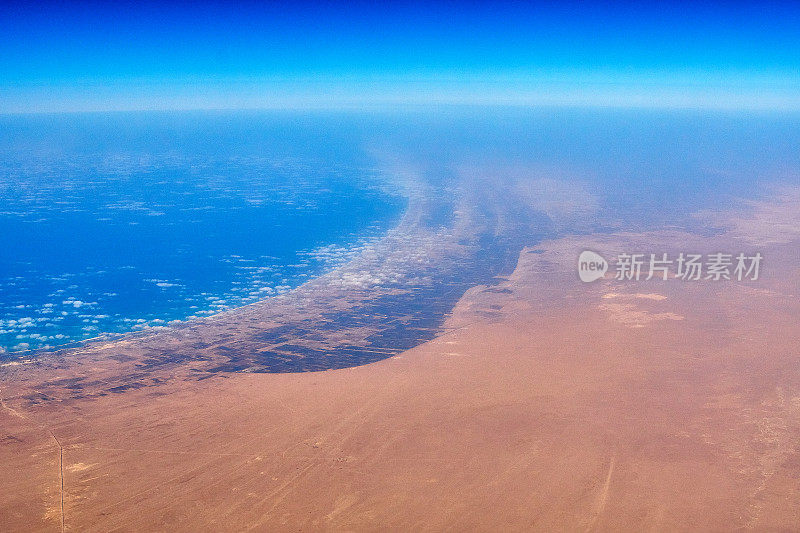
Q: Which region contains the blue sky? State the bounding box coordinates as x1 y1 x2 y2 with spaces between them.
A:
2 2 800 112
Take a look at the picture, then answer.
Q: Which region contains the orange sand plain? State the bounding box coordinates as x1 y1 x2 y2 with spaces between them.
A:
2 192 800 532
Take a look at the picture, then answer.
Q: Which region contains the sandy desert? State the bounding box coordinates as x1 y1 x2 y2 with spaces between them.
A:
2 187 799 531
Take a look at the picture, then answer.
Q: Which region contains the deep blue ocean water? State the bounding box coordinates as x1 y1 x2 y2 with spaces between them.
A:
0 113 406 354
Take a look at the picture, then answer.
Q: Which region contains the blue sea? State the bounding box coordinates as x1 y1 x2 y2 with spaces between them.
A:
1 109 799 356
0 112 406 354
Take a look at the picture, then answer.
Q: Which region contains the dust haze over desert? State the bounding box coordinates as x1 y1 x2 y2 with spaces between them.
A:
3 3 800 533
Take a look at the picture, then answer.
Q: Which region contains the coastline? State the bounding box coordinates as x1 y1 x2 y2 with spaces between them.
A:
2 188 799 530
0 170 410 362
0 171 551 402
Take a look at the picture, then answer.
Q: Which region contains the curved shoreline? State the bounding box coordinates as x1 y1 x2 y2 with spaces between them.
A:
0 172 552 399
0 172 411 361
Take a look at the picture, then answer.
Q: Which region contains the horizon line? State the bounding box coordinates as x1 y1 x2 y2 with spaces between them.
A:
3 73 800 114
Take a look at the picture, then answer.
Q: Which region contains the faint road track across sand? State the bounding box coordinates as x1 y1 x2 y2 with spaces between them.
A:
1 390 65 533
